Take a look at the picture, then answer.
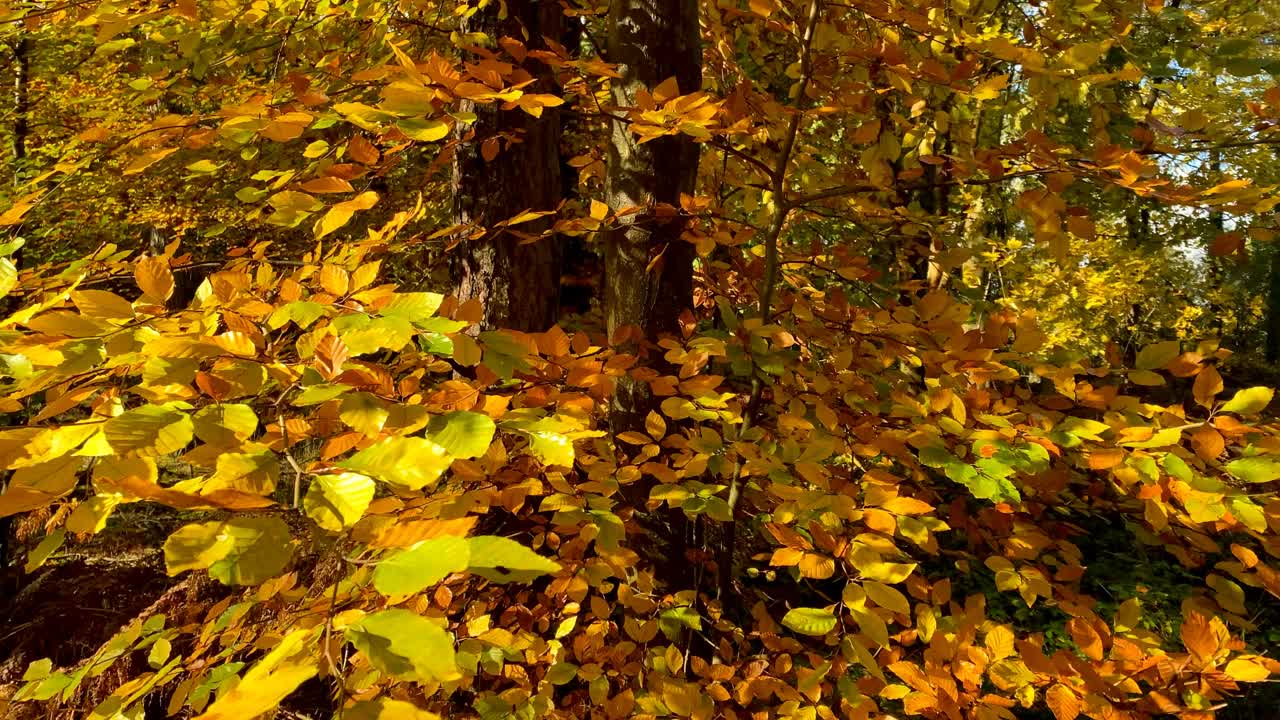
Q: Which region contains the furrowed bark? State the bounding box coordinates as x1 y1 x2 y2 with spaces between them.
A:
603 0 701 434
451 0 565 333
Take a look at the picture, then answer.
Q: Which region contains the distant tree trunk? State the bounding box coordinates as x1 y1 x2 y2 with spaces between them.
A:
1 32 29 574
1207 147 1227 339
9 31 29 271
450 0 564 333
1267 248 1280 364
603 0 701 433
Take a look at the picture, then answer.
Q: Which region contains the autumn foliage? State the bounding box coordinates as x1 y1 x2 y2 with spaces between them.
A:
2 0 1280 719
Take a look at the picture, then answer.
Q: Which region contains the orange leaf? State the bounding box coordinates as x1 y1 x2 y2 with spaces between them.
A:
1088 448 1124 470
1045 684 1081 720
1180 612 1218 662
1192 365 1223 408
300 176 354 194
1191 425 1225 461
798 552 836 579
348 135 380 165
880 496 934 515
314 334 350 380
1067 618 1104 661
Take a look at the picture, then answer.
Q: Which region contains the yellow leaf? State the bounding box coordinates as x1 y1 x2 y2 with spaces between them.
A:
590 199 609 221
984 624 1015 660
123 147 178 175
135 255 175 303
71 289 134 320
863 580 910 615
850 545 916 583
315 192 380 238
66 494 122 534
195 630 318 720
1224 658 1270 682
973 74 1009 100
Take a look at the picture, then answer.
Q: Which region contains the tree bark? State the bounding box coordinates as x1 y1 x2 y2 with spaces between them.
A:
603 0 701 433
450 0 564 333
9 31 29 271
1266 248 1280 363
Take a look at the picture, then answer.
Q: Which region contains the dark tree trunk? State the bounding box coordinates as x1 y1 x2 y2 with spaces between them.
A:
1267 248 1280 364
450 0 565 333
603 0 701 433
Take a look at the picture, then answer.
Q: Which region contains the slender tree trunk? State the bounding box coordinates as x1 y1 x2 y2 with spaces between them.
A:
450 0 564 333
1267 248 1280 364
0 31 29 574
9 31 29 272
1207 147 1227 339
603 0 701 433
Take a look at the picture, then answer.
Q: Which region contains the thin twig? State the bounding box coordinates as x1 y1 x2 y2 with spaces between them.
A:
719 0 822 605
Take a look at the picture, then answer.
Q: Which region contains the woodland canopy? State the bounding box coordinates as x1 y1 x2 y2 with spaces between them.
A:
2 0 1280 719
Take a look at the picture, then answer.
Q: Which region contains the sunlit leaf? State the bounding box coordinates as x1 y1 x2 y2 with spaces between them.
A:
781 607 837 636
346 609 459 682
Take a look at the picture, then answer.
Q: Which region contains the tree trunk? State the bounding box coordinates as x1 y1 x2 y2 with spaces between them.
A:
9 31 29 271
603 0 701 433
450 0 564 333
1266 248 1280 364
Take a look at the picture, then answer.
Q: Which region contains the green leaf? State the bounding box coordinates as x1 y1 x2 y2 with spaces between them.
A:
1225 456 1280 484
293 383 352 406
657 606 702 640
346 609 459 682
918 445 953 468
163 517 293 585
381 292 445 323
104 405 193 456
373 536 470 596
147 638 171 669
426 411 495 459
22 658 52 682
466 535 560 582
24 529 66 573
1058 417 1110 441
269 301 327 329
304 472 375 532
1220 387 1274 415
1229 496 1267 532
781 607 837 636
1160 453 1194 482
546 662 578 685
338 436 453 490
